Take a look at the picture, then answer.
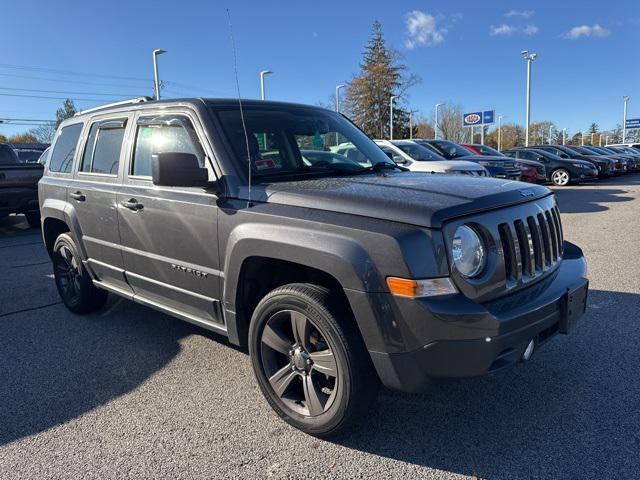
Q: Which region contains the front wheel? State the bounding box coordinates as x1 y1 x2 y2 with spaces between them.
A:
52 233 108 314
551 168 571 186
249 283 378 437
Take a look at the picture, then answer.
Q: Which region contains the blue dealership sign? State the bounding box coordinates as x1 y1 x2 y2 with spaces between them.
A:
625 118 640 129
463 112 482 126
483 110 495 124
463 110 495 126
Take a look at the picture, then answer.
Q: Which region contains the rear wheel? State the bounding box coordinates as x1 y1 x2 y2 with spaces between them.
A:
52 233 108 314
551 168 571 186
249 283 378 437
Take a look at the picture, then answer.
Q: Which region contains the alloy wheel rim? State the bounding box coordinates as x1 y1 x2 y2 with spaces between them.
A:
55 245 81 303
553 170 569 185
260 310 339 417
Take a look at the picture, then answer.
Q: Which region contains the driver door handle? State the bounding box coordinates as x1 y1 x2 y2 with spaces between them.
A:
70 191 85 202
121 198 144 211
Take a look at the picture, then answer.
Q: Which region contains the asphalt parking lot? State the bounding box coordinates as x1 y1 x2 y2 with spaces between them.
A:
1 176 639 480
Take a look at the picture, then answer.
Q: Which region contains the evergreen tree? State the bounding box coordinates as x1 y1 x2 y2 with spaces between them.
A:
55 99 77 128
344 21 417 139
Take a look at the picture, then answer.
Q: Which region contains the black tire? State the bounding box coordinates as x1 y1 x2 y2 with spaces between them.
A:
249 283 379 437
25 211 41 229
52 233 108 314
551 168 571 186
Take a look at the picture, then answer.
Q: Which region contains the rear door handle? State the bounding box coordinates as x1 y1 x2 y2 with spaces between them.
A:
121 198 144 211
70 191 85 201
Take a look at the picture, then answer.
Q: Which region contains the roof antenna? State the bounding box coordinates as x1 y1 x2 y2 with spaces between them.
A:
226 8 253 208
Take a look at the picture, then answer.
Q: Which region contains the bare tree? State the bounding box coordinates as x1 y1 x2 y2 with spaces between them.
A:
29 122 57 143
436 103 466 142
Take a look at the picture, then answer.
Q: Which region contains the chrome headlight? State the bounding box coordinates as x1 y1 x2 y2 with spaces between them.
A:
452 225 485 278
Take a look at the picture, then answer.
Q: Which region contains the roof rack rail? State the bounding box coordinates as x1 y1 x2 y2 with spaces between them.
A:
74 96 152 116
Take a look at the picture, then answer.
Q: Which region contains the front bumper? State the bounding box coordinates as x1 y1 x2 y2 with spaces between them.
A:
359 241 588 392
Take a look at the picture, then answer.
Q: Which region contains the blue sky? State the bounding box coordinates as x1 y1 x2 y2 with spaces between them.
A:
1 0 638 138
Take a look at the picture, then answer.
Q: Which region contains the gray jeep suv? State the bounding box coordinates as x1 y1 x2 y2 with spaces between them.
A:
39 97 589 436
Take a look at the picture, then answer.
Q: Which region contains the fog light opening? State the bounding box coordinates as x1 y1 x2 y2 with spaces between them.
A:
522 339 535 361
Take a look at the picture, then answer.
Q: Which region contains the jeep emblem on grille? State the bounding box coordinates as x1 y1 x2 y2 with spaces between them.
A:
519 189 535 197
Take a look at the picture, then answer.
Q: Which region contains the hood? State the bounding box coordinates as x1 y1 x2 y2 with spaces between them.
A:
243 172 552 229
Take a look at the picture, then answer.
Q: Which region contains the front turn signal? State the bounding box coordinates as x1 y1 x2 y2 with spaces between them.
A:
386 277 458 298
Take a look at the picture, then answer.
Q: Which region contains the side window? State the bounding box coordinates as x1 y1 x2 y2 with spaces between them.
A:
131 115 204 178
80 119 126 175
49 123 83 173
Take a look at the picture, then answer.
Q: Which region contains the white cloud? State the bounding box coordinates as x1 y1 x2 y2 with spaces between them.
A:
505 9 535 18
490 24 516 36
490 24 539 36
564 24 610 39
404 11 447 48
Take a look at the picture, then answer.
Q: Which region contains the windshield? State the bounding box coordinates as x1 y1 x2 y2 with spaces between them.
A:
394 142 445 161
570 146 596 155
16 149 45 163
475 144 505 156
212 105 394 180
424 140 473 159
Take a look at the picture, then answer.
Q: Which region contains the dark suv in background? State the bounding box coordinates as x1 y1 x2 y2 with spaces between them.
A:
503 147 598 186
38 97 588 436
417 139 522 180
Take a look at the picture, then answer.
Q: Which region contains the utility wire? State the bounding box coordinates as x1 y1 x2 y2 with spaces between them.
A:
0 63 150 83
0 86 139 97
0 72 149 90
0 92 109 102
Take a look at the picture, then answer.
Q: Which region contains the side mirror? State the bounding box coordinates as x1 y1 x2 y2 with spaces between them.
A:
393 155 408 165
152 152 209 187
559 153 569 158
383 150 394 160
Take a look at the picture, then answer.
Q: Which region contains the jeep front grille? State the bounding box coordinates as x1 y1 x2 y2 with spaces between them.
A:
497 205 563 287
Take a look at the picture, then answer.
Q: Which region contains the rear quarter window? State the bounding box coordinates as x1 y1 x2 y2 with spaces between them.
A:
49 123 83 173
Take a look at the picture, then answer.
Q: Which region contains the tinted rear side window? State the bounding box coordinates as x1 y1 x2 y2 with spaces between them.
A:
80 120 126 175
49 124 83 173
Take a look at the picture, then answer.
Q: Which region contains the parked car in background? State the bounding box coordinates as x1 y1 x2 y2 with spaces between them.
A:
531 145 613 178
374 140 488 176
416 139 521 180
606 143 640 151
515 158 546 183
606 145 640 171
595 146 640 172
503 147 598 186
0 142 44 227
11 143 50 164
566 145 628 175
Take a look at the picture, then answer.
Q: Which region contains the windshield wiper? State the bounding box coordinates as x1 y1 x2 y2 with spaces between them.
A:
358 161 409 173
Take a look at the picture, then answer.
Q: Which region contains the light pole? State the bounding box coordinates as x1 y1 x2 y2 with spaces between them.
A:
590 132 595 145
390 95 398 140
599 133 603 146
623 96 630 143
521 51 538 146
335 84 345 112
409 110 414 139
562 128 567 145
581 133 586 146
152 49 167 101
606 135 610 145
260 70 272 100
334 84 345 146
498 115 504 151
434 103 444 140
548 125 553 145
